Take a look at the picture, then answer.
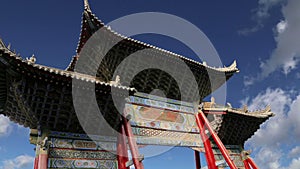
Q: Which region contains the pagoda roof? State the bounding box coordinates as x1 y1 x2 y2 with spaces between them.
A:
70 0 239 74
71 7 239 73
71 0 239 73
203 102 274 145
66 0 239 102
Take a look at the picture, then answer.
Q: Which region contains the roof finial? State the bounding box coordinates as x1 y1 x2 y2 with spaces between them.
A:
84 0 91 11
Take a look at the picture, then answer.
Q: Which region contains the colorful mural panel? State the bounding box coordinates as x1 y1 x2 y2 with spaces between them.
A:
125 104 199 133
123 104 200 147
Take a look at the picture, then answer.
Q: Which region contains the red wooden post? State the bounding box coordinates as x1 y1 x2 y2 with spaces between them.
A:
195 113 218 169
34 156 39 169
194 150 201 169
243 159 251 169
247 158 259 169
34 145 39 169
37 150 48 169
198 111 238 169
117 125 129 169
122 115 144 169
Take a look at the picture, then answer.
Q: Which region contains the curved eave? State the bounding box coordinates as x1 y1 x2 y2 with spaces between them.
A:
204 107 274 118
75 10 104 55
69 5 240 76
203 105 274 145
0 47 136 92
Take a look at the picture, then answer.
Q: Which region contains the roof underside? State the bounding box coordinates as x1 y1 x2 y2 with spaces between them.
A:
203 102 274 145
218 113 269 145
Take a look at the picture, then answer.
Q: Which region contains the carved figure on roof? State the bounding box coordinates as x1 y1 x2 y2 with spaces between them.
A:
226 102 232 108
243 105 248 113
110 75 121 86
210 97 215 107
26 54 36 64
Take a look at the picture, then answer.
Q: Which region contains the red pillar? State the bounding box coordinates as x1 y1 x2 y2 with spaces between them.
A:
195 113 217 169
194 150 201 169
37 150 48 169
34 155 39 169
33 144 40 169
243 159 251 169
247 158 259 169
198 111 238 169
117 125 129 169
122 115 144 169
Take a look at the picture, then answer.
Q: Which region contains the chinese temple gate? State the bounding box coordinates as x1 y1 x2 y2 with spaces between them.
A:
0 1 274 169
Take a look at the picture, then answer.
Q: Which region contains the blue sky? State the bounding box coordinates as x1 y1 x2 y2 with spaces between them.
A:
0 0 300 169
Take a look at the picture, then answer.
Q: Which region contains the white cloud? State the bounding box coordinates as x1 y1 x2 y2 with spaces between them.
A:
242 88 291 146
276 20 288 33
243 76 256 86
289 146 300 158
2 155 34 169
243 88 300 168
256 0 284 18
245 0 300 84
287 95 300 139
283 158 300 169
253 147 282 169
239 0 284 35
0 115 12 137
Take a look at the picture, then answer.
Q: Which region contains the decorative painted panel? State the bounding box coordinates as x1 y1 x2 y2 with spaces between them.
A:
49 148 117 160
50 138 116 151
125 104 199 133
47 132 118 169
48 158 117 169
124 101 203 147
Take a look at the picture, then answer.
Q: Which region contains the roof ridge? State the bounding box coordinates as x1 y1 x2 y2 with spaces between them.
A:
100 18 239 72
0 49 136 91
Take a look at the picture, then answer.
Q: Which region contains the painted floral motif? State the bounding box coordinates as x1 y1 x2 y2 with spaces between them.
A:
51 138 116 151
49 159 117 169
73 140 97 149
49 149 116 159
